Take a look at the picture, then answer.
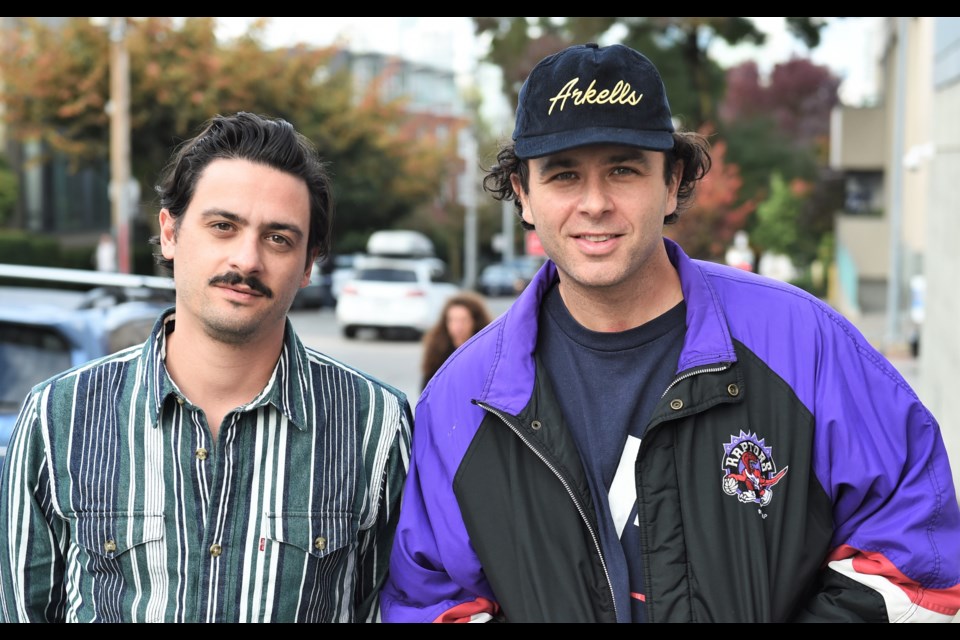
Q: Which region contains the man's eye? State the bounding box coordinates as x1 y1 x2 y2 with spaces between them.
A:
212 222 233 231
551 171 577 181
269 234 290 246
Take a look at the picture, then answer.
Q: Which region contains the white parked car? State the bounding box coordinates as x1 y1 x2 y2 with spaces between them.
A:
329 253 363 302
335 256 459 340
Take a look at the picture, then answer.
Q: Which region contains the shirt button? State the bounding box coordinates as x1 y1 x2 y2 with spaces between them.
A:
104 539 117 553
176 396 185 405
209 543 222 558
727 383 740 397
195 448 208 460
670 398 684 411
314 536 327 551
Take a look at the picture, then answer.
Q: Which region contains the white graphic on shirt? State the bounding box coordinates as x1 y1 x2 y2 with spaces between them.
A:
610 435 642 538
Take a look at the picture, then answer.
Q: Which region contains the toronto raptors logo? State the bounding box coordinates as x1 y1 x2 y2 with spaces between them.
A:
721 431 788 508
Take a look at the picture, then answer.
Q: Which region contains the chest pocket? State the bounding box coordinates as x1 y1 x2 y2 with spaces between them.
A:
73 513 164 560
262 512 355 559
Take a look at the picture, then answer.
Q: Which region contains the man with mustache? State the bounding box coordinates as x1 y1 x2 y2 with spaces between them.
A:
0 112 412 622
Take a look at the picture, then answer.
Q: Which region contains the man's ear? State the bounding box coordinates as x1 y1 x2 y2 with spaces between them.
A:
301 249 318 288
666 161 683 214
159 208 177 261
510 173 534 227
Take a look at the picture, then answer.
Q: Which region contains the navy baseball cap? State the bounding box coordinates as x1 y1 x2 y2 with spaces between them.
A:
512 43 675 159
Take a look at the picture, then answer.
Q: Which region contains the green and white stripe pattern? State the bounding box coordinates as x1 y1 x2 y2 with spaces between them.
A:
0 311 412 622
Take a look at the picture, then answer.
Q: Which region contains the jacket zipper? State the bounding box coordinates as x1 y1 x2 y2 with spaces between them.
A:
640 361 732 622
659 363 732 399
476 401 619 622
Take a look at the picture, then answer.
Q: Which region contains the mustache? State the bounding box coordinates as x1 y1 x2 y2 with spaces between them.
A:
208 272 274 298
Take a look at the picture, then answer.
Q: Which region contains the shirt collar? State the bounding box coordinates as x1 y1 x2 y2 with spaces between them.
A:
144 308 315 431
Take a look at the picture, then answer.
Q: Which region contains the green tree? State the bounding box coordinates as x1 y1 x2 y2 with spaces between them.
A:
718 58 840 197
750 172 825 271
718 56 841 282
751 172 803 258
0 17 447 251
0 154 17 227
752 171 838 294
720 116 819 212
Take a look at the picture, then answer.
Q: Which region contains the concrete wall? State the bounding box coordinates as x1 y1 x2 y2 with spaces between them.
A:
925 20 960 496
829 106 886 170
901 18 934 257
835 215 889 280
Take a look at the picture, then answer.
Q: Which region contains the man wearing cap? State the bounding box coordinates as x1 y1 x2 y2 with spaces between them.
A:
380 43 960 623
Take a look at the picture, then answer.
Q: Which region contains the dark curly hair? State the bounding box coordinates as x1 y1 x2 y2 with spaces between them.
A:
151 112 333 273
481 131 712 230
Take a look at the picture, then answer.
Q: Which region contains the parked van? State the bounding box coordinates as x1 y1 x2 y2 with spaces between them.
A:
366 230 435 258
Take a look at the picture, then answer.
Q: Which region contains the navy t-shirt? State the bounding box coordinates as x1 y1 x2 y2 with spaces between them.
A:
539 283 686 622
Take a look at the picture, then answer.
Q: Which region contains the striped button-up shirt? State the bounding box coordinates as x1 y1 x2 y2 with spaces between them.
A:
0 310 412 622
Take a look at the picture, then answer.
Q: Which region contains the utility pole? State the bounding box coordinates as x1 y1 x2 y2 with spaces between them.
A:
884 17 908 350
109 17 132 273
501 199 515 264
458 127 478 290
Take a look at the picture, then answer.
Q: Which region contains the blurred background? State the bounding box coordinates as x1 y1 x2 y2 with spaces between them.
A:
0 17 958 498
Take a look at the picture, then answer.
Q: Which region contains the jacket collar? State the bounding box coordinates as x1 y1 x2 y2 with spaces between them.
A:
665 238 738 372
481 237 737 413
143 308 314 431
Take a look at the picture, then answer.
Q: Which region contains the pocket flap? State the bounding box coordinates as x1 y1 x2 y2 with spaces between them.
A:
263 512 353 559
74 513 164 558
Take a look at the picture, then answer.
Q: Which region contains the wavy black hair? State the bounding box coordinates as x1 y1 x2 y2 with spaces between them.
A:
152 112 333 272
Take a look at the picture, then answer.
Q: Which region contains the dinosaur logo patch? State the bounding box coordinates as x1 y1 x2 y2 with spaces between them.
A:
721 431 788 508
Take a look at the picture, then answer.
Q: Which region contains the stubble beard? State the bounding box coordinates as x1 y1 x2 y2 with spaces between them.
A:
200 308 266 346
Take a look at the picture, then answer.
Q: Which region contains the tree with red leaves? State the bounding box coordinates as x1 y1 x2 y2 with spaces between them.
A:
664 131 756 261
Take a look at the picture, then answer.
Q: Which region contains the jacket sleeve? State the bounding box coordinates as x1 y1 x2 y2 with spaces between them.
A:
796 313 960 622
379 398 500 623
0 388 68 623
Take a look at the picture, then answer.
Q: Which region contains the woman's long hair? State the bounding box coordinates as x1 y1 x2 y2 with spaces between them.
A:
421 292 493 390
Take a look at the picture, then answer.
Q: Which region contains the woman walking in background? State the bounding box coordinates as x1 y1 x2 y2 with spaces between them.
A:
421 292 492 391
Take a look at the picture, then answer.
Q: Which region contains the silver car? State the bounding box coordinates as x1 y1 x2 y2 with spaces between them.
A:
0 270 174 466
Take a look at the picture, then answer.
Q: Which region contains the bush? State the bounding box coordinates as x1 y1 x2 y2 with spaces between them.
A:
0 155 16 227
0 231 62 266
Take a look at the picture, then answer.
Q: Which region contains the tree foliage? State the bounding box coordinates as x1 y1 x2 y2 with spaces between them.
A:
0 17 448 250
718 58 841 202
749 169 839 287
0 154 17 227
471 17 828 129
663 132 755 260
717 57 841 267
720 58 840 153
751 172 805 257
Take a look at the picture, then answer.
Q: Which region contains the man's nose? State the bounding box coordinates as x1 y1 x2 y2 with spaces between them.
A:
229 233 264 273
579 176 612 216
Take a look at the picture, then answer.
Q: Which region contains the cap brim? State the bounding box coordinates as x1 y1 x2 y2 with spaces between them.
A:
515 128 674 159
